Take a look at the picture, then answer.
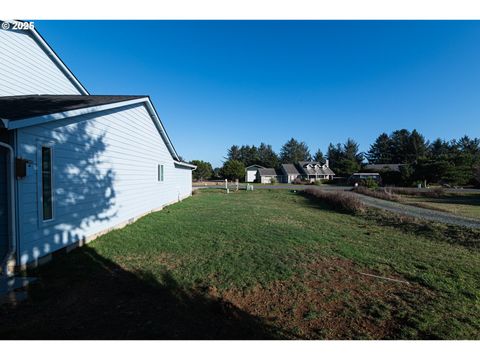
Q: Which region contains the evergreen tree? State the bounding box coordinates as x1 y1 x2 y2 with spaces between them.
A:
389 129 411 163
258 143 280 168
313 149 325 163
219 160 245 180
191 160 213 181
407 129 428 163
327 139 363 176
280 138 311 163
227 145 241 162
366 133 392 164
428 138 451 158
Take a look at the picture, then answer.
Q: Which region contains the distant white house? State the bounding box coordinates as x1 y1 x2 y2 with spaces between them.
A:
0 21 195 272
245 164 265 182
297 161 335 182
245 161 335 184
257 168 279 184
280 164 301 183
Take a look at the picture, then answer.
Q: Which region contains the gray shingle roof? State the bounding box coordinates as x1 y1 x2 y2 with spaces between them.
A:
257 168 278 176
364 164 403 172
298 161 335 176
0 95 146 121
281 164 300 175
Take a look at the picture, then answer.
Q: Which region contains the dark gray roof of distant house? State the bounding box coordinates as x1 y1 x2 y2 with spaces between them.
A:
298 161 320 167
257 168 278 176
0 95 146 121
281 164 300 175
298 161 335 176
364 164 403 172
352 173 381 176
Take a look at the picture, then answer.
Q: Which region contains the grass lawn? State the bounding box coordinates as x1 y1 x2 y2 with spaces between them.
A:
401 193 480 220
1 189 479 339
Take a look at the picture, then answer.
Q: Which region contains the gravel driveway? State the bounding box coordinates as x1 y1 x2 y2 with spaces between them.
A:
353 193 480 229
194 184 480 228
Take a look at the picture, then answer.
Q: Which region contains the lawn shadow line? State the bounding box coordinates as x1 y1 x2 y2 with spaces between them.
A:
0 246 288 340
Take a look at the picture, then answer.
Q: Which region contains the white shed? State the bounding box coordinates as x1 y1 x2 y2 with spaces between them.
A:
0 21 195 272
245 164 264 183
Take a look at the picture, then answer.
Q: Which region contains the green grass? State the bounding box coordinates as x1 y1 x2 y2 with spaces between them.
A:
401 193 480 220
1 189 479 339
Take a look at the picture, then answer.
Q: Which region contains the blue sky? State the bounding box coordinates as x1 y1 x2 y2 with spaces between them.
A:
36 20 480 167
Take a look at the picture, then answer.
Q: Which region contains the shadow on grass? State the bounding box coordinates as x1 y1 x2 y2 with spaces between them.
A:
0 247 285 339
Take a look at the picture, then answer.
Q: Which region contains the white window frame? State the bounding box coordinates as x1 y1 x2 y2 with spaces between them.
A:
36 140 55 225
158 164 164 182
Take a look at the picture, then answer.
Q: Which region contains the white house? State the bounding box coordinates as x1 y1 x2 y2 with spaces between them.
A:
0 21 195 273
245 164 264 182
256 168 279 184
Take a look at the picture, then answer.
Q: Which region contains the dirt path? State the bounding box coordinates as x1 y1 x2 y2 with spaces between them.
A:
353 193 480 229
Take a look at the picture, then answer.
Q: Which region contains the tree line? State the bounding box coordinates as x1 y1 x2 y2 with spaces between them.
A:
191 130 480 186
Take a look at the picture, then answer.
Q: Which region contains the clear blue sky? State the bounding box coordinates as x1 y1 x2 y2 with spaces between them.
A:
36 20 480 168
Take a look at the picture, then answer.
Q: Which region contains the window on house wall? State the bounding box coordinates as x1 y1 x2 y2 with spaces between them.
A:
41 146 53 220
158 164 164 182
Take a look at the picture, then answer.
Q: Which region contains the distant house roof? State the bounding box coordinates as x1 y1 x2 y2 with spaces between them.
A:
352 173 381 176
281 164 300 175
245 164 265 170
298 161 320 167
257 168 278 176
0 95 145 121
298 161 335 176
364 164 403 172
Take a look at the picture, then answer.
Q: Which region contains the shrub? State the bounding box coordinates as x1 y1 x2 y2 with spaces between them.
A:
270 177 277 185
304 188 365 214
361 177 379 189
385 187 445 198
293 178 306 185
353 187 400 202
314 180 323 186
219 160 245 180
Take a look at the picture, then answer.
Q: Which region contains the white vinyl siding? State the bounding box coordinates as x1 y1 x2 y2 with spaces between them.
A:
0 27 83 96
16 103 192 265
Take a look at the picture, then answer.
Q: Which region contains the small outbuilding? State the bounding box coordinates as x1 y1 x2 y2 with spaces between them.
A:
280 164 301 184
245 164 265 183
257 168 279 184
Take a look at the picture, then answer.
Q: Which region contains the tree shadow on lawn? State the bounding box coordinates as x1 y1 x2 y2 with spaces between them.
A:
0 247 286 340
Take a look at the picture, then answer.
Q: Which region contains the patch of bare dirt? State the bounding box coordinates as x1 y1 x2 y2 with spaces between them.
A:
209 258 434 339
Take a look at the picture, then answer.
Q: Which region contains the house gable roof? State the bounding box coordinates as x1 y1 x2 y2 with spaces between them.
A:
0 95 182 162
297 161 335 176
281 164 300 175
245 164 265 170
0 95 144 121
364 164 403 172
257 168 278 176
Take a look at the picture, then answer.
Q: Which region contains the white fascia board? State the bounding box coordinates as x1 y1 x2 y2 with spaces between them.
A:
174 160 197 170
5 97 149 130
142 98 180 161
